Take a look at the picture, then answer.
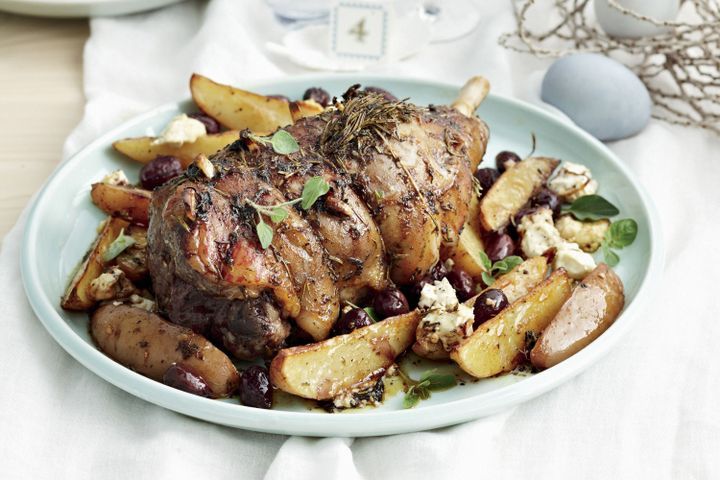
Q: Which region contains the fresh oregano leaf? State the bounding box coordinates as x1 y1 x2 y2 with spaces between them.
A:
603 246 620 267
403 391 420 409
102 229 136 262
256 220 274 249
563 194 620 221
481 271 495 287
270 130 300 155
478 250 492 271
422 374 457 391
300 176 331 210
269 206 289 224
607 218 638 248
493 255 523 275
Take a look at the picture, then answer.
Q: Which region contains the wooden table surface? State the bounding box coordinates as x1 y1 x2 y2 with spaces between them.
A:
0 13 88 241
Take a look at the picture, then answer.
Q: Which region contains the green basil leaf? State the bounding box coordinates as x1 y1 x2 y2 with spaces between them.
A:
478 250 492 271
363 307 379 322
300 176 331 210
423 374 457 391
269 206 289 224
102 229 136 262
604 246 620 267
256 220 274 249
607 218 638 249
403 392 420 409
481 271 495 287
270 130 300 155
565 194 620 221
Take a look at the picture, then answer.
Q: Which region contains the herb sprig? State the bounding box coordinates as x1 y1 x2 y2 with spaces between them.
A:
248 176 331 249
478 252 523 287
561 194 620 221
601 219 638 266
402 370 457 409
247 130 300 155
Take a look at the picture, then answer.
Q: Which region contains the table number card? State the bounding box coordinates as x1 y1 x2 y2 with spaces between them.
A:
330 1 390 61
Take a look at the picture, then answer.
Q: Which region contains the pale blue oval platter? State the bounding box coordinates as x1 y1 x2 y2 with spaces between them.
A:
20 75 663 437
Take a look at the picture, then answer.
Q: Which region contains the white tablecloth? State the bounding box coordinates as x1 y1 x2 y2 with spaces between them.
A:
2 1 719 478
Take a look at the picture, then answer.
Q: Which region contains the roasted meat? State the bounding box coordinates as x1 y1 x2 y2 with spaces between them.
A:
148 80 490 360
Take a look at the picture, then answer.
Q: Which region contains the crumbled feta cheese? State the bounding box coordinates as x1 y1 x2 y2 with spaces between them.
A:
555 215 609 253
418 278 475 350
151 114 206 146
548 162 598 202
128 294 156 312
89 267 125 300
554 243 597 279
518 208 596 280
101 170 129 186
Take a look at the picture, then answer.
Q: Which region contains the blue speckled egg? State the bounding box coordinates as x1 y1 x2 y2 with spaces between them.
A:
541 53 651 141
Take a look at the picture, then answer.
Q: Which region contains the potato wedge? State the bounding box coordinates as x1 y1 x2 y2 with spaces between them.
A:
91 183 152 225
412 256 549 360
449 225 487 280
531 264 624 369
91 304 239 398
450 269 572 378
289 100 325 122
112 130 239 167
480 156 560 231
62 217 129 311
270 310 420 400
191 73 293 134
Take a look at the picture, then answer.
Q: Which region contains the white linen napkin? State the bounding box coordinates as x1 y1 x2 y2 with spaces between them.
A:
2 1 719 478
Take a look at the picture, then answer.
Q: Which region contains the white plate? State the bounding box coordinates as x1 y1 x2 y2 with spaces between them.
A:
0 0 184 17
21 75 664 437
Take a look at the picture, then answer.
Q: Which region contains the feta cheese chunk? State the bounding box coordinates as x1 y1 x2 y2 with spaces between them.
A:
518 208 596 280
152 114 206 146
548 162 598 202
418 278 475 350
101 170 129 186
555 215 609 253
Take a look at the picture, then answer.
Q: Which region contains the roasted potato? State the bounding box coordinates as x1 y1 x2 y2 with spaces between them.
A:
449 226 487 280
270 310 420 400
112 130 239 168
480 156 560 231
531 264 624 369
289 100 325 122
450 269 573 378
90 183 152 225
62 217 129 311
91 304 240 398
191 74 294 134
412 257 549 360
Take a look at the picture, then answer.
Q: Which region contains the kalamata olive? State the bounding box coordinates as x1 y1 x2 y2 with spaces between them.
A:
495 150 521 173
445 268 474 302
187 113 220 134
334 308 372 335
532 188 561 217
484 232 516 262
372 288 410 319
474 168 500 197
513 206 540 226
473 289 509 328
364 86 398 102
139 155 183 190
267 94 291 102
303 87 331 107
239 365 273 409
162 363 214 398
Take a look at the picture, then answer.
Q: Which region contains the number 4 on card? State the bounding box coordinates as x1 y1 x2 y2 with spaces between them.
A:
330 1 389 60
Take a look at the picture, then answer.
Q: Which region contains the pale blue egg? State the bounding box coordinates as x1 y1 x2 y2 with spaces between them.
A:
541 53 651 141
